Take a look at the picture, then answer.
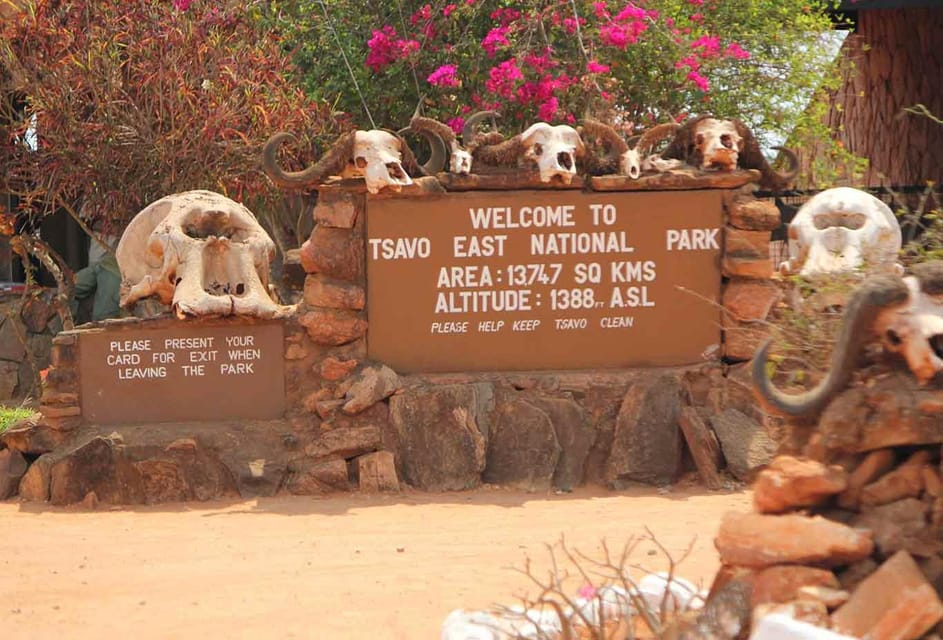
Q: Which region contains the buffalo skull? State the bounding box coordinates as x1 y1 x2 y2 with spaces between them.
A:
520 123 585 184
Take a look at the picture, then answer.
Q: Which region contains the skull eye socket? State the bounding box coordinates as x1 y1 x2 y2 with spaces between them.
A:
720 134 733 149
886 329 903 346
532 143 543 157
386 162 406 179
557 151 573 170
931 335 943 359
355 156 368 169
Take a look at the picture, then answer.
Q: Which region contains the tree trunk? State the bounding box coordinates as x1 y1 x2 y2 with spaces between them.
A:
823 8 943 187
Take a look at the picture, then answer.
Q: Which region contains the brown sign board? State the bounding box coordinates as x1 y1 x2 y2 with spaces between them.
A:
78 320 285 424
367 189 724 373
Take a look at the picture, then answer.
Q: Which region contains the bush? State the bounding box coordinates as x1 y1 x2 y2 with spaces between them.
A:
0 0 344 247
277 0 844 156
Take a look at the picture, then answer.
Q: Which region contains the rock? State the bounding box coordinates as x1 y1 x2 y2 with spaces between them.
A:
754 599 831 628
320 356 359 381
298 307 367 346
752 613 859 640
357 451 399 493
529 397 594 491
606 374 682 486
723 279 783 322
0 315 27 362
0 448 28 499
483 399 560 491
390 383 493 491
753 456 848 514
818 373 943 454
837 449 896 510
728 198 781 231
796 586 850 609
313 192 359 228
852 498 941 558
134 447 237 504
303 274 365 310
304 425 381 460
342 364 399 415
859 463 925 507
682 579 753 639
0 416 66 455
285 457 350 494
749 566 841 606
710 408 778 481
836 558 879 592
299 225 364 281
721 255 774 279
48 436 145 506
715 512 874 568
724 316 772 361
0 361 18 400
924 466 943 497
831 551 943 640
18 453 55 501
678 406 724 490
725 226 772 260
20 289 57 333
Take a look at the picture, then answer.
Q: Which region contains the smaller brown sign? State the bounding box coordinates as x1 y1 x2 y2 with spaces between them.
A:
78 320 285 424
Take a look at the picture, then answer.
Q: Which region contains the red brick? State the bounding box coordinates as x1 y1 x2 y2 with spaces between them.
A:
715 512 874 568
753 456 848 514
831 551 943 640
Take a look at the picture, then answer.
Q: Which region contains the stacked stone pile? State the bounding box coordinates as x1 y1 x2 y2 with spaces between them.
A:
707 407 943 638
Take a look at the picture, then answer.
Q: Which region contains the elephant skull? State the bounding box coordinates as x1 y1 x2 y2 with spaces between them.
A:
782 187 902 278
116 190 285 319
521 123 584 184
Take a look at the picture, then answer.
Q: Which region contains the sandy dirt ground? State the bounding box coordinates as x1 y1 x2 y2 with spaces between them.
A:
0 485 750 639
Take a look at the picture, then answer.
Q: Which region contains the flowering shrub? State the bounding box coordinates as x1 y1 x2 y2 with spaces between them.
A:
279 0 845 160
0 0 343 238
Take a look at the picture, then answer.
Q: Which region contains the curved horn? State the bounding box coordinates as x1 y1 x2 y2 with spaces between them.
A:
767 145 800 189
463 110 500 144
397 125 447 175
635 122 682 156
261 132 323 188
580 119 629 154
752 273 910 417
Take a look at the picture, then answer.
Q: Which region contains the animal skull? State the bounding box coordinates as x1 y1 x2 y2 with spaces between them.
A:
348 130 413 194
521 123 584 184
782 187 902 278
620 149 642 179
116 190 285 319
876 276 943 384
449 141 473 174
693 118 742 171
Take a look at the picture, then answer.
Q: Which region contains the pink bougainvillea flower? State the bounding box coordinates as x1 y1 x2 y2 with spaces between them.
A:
614 5 646 21
442 3 457 17
587 60 610 73
486 58 523 98
366 27 419 73
689 12 704 22
592 1 609 18
687 70 710 92
724 42 751 60
172 0 192 9
537 96 559 121
688 0 704 5
482 26 510 57
410 3 432 25
578 584 597 599
674 54 701 71
427 64 460 87
691 35 720 57
446 116 465 135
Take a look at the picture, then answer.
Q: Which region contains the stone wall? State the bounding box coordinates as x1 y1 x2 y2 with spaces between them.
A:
1 172 786 506
0 288 60 402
